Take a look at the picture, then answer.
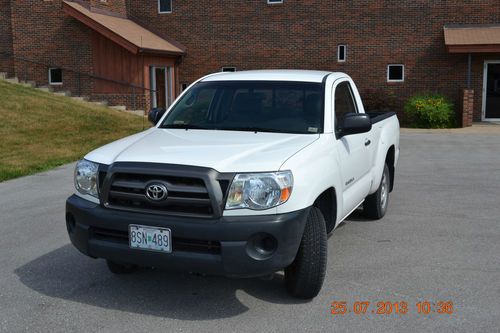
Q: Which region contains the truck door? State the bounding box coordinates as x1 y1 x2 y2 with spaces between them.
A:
333 80 372 217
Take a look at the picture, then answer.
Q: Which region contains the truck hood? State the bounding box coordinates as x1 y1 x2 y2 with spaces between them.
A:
85 128 319 173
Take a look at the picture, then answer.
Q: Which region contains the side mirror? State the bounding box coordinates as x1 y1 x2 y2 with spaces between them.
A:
148 107 166 125
339 113 372 137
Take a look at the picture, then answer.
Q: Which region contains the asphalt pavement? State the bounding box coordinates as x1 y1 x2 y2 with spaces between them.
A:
0 130 499 332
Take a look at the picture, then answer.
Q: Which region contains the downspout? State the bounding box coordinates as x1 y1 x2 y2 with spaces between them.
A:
467 53 472 89
175 54 185 97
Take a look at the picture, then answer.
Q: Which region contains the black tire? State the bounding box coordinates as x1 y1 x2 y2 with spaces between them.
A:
285 207 327 299
364 163 391 219
106 260 137 274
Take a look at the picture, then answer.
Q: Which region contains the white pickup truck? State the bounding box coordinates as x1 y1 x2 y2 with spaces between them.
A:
66 70 400 299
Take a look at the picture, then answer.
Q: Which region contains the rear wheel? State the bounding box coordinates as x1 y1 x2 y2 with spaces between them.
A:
364 163 390 219
106 260 137 274
285 207 327 299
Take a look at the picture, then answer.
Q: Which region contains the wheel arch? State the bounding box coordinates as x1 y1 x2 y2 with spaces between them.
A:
385 145 395 192
370 143 396 194
313 187 338 233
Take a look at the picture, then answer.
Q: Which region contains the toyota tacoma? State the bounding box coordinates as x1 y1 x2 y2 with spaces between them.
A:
66 70 400 299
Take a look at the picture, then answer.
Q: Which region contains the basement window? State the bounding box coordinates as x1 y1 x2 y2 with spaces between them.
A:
181 83 189 91
387 64 404 82
49 68 63 85
158 0 172 13
267 0 283 4
337 45 346 62
221 67 236 72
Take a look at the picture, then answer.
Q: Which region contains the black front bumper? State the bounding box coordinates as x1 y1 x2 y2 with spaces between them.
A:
66 195 309 278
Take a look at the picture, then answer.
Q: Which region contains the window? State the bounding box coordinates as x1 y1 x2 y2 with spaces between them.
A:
158 0 172 13
161 81 324 134
337 45 346 62
267 0 283 4
181 83 189 91
49 68 62 85
221 67 236 72
334 82 357 130
387 64 404 82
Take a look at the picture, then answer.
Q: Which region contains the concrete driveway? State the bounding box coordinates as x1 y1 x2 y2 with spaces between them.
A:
0 129 499 332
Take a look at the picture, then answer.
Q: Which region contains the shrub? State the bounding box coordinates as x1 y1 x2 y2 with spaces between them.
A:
404 94 454 128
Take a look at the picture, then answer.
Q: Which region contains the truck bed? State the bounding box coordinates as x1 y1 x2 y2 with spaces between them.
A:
366 112 397 124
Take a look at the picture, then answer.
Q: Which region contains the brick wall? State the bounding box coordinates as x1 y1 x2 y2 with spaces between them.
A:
0 0 14 76
2 1 500 119
90 0 127 17
91 92 148 111
462 89 474 127
9 0 95 94
128 0 500 123
4 0 145 109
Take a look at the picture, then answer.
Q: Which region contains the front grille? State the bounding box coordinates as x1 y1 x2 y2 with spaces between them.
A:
100 163 234 218
105 172 214 217
92 227 221 254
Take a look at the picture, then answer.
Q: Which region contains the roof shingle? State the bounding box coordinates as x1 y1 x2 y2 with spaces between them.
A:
444 25 500 45
63 1 185 55
444 24 500 53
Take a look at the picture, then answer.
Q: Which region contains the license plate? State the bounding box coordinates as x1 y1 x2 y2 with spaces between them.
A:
129 225 172 253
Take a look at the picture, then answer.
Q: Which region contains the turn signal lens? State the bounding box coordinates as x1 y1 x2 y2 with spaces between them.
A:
280 187 292 203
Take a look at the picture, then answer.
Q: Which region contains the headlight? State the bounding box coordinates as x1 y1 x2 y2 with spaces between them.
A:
225 171 293 210
74 159 99 198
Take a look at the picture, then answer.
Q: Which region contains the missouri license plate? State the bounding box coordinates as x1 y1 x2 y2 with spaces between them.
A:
129 225 172 253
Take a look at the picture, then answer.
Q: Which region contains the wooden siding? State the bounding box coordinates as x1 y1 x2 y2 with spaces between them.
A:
91 31 178 95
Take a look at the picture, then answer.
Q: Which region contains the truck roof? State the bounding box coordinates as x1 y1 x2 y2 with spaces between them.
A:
201 70 346 83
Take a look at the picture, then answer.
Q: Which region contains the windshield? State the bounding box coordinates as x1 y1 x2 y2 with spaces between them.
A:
160 81 324 134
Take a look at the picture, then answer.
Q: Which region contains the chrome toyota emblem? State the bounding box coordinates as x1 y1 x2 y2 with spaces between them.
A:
145 183 168 201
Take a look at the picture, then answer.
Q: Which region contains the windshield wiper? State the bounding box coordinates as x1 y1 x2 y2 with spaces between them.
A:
163 124 305 134
162 124 212 130
220 126 292 133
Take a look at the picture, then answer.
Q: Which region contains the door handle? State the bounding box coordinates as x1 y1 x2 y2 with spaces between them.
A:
364 139 371 146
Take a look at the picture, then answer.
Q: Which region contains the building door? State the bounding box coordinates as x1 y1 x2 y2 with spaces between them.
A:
483 62 500 120
150 66 173 109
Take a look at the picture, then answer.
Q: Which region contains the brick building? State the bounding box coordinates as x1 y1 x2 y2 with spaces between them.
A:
1 0 499 125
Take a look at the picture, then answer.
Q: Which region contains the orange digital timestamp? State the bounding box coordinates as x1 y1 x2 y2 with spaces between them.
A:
331 301 453 316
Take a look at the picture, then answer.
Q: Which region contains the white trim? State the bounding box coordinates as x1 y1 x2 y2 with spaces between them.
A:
150 66 174 109
167 66 174 106
48 68 63 85
158 0 172 14
387 64 404 82
482 60 500 121
150 67 157 108
337 45 346 63
267 0 283 4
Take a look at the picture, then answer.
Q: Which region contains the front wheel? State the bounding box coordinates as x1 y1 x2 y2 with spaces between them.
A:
364 163 391 219
285 207 327 299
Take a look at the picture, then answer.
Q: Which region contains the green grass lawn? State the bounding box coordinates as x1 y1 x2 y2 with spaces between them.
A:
0 81 147 182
